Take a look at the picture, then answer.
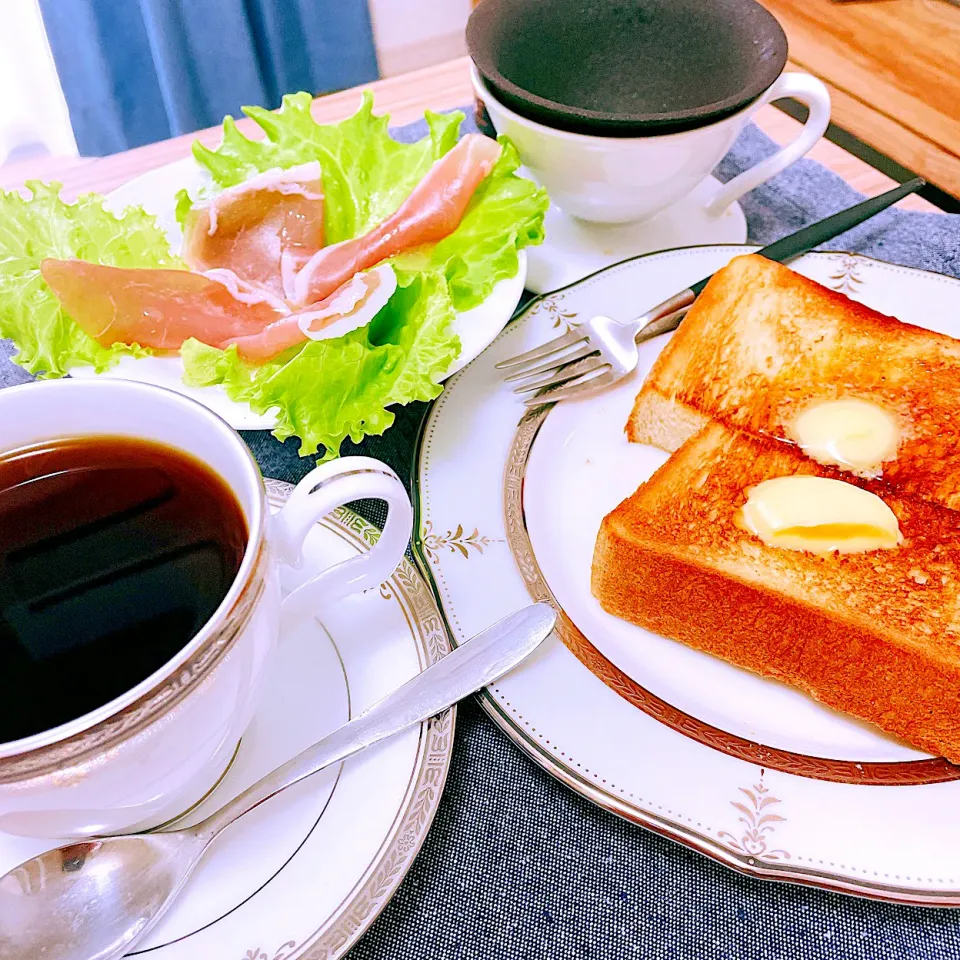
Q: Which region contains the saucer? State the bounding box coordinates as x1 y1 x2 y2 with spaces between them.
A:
0 484 453 959
525 176 747 293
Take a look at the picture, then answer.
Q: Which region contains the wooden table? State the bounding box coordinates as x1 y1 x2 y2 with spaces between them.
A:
0 55 940 214
759 0 960 201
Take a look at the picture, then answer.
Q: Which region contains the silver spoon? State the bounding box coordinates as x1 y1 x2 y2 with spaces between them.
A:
0 602 556 960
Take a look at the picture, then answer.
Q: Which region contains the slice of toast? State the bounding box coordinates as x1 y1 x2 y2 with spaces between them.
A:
592 421 960 762
627 254 960 509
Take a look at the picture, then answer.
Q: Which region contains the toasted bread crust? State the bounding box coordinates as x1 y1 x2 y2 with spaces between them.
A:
627 254 960 508
592 423 960 762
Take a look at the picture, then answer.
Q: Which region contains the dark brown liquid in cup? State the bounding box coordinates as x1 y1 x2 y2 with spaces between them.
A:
0 436 247 743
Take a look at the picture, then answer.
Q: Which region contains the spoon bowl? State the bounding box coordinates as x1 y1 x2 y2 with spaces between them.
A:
0 833 200 960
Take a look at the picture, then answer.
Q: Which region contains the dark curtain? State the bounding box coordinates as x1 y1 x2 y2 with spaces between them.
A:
39 0 380 156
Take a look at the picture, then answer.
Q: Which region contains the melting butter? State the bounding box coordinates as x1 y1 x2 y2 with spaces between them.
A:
740 475 902 554
787 398 899 477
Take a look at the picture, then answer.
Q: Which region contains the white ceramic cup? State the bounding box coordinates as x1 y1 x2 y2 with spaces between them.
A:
472 63 831 225
0 379 413 838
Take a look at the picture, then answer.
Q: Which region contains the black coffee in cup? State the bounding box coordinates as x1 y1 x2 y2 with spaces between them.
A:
0 436 247 742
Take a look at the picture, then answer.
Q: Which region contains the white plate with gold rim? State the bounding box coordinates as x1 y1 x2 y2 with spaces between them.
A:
68 157 527 431
415 244 960 905
0 486 452 958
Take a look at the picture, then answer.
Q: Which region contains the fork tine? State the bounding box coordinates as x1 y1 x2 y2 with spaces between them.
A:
525 366 616 407
503 343 597 384
495 328 586 370
511 353 606 394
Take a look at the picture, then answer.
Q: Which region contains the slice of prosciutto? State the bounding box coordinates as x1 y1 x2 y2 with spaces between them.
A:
226 264 398 364
40 259 285 352
291 135 501 306
182 162 325 301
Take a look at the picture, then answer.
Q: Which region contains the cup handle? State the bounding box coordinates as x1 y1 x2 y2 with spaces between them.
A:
272 456 413 623
705 72 831 217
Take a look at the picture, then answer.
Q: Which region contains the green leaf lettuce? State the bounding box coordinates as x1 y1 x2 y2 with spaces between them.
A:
0 182 181 376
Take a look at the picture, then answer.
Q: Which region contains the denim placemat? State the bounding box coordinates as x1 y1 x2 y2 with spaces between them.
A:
3 111 960 960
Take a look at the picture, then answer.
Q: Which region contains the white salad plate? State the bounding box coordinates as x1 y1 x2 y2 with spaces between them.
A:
415 244 960 905
69 156 527 431
0 484 453 958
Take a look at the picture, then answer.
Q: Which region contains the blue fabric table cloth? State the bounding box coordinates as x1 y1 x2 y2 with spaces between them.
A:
2 111 960 959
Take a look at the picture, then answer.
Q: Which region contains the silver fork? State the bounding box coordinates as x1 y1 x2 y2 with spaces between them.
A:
499 289 697 405
499 177 926 406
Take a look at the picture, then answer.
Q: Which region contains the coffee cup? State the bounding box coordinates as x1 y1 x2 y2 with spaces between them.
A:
468 0 830 226
0 379 412 838
472 65 830 226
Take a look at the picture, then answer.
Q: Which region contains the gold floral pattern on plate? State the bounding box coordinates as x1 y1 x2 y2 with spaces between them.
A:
718 774 789 862
419 519 502 562
526 293 579 332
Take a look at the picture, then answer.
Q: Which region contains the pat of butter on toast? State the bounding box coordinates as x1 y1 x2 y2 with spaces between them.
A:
740 475 903 554
788 398 899 477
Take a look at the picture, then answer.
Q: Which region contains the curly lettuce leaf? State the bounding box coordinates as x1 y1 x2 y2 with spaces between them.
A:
180 340 264 401
0 182 181 376
189 91 548 309
182 272 457 458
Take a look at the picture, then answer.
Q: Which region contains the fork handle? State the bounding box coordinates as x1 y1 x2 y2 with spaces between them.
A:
633 176 926 345
634 288 698 342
